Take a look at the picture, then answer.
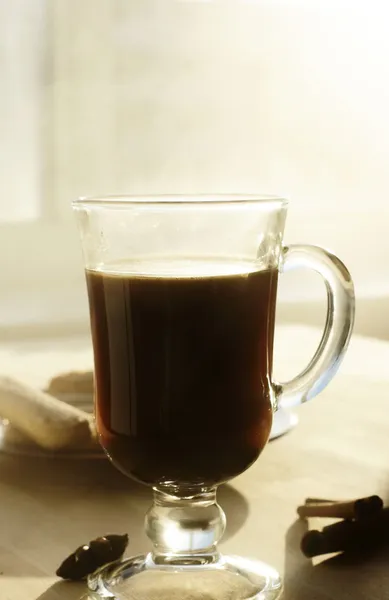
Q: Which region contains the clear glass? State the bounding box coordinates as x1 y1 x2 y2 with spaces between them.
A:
73 194 354 600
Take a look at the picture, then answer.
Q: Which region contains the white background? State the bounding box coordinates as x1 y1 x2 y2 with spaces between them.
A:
1 0 389 338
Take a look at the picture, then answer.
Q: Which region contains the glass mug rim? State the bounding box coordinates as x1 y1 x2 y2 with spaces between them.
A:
73 193 289 209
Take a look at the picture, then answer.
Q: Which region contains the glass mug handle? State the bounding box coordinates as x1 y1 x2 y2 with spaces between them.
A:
274 244 355 410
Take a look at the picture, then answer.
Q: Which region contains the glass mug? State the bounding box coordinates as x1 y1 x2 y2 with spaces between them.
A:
73 195 354 600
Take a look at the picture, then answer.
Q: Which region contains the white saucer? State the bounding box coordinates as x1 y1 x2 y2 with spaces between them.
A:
269 407 298 441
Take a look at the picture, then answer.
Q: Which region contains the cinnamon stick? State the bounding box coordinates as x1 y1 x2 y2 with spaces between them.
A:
301 508 389 558
297 496 383 520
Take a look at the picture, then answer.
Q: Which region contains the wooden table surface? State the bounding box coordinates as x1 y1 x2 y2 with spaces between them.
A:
1 326 388 600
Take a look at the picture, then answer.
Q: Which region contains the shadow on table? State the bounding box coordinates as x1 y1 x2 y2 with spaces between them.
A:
283 518 389 599
2 454 248 540
2 454 249 583
35 581 86 600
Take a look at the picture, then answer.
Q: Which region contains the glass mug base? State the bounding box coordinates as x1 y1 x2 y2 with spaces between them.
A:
87 553 282 600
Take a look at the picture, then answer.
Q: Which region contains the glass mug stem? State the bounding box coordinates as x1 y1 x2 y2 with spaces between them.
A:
145 487 225 566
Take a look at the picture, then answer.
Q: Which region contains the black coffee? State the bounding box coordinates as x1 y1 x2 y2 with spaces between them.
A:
86 262 278 487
